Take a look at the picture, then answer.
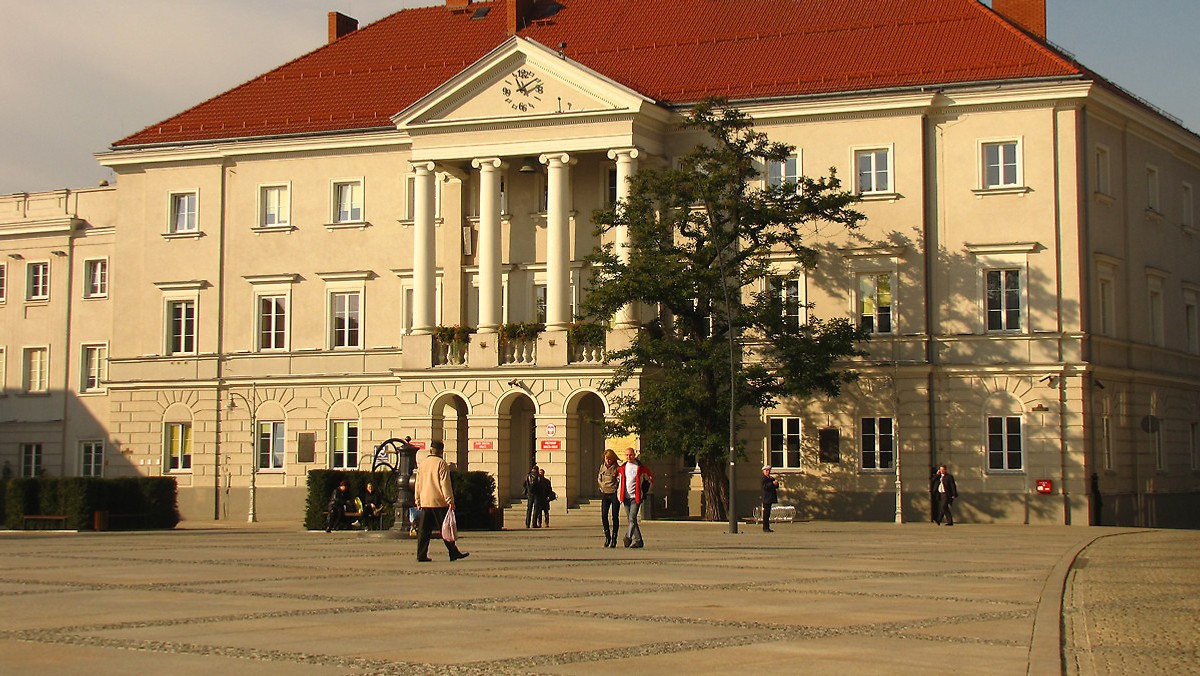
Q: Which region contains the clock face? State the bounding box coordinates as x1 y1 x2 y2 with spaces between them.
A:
500 67 544 112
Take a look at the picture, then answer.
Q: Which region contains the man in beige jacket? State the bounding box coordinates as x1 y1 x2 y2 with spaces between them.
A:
414 440 469 562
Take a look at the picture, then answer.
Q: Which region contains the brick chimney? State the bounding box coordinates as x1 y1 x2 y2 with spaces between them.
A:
507 0 536 35
992 0 1046 40
328 11 358 44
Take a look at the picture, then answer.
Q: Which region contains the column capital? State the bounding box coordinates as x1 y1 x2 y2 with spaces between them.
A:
409 160 436 174
471 157 507 171
607 147 641 161
539 153 576 167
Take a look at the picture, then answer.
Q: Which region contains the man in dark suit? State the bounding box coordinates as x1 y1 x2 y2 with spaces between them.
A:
932 464 958 526
761 465 779 532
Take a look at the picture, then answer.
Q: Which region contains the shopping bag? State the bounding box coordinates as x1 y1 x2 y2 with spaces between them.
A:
441 507 458 542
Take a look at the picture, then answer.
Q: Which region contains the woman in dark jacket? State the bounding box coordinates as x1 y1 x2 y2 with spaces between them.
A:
597 449 620 547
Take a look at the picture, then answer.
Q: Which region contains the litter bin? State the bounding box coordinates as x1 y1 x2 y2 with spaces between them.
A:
93 510 109 531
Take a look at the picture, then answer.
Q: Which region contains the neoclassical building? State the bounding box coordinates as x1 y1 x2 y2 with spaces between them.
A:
3 0 1199 526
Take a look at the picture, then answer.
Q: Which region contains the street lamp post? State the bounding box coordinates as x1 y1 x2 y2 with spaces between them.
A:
226 383 258 523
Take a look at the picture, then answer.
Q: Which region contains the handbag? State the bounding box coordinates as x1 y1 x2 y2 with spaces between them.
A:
440 507 458 542
547 490 557 502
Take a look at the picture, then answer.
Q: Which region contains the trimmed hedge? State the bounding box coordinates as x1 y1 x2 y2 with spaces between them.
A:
2 477 180 530
304 469 496 530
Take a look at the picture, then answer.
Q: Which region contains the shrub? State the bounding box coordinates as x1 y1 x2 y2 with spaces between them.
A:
3 477 178 530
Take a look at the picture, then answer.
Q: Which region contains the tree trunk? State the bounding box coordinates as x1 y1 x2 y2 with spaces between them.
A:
697 455 729 521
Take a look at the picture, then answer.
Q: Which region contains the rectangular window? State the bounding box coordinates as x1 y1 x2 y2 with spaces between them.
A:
1098 277 1115 337
27 261 49 300
261 185 290 227
987 416 1023 471
21 443 42 477
405 176 417 221
0 263 6 302
258 295 287 351
1148 289 1164 347
1186 296 1199 354
23 347 49 392
166 422 193 471
1095 145 1111 196
258 421 285 470
1182 183 1195 228
1154 427 1165 470
330 420 359 469
170 192 198 233
534 284 547 324
767 155 799 191
81 344 108 393
1146 166 1160 212
606 167 619 205
331 292 361 348
818 428 840 464
333 181 363 223
855 148 890 194
858 272 893 334
81 441 104 478
861 417 894 470
768 416 802 469
84 259 108 298
1102 415 1113 471
770 277 802 329
982 141 1019 188
986 269 1021 331
168 300 196 354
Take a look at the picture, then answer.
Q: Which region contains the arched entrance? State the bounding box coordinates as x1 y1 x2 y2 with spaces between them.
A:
570 391 607 499
430 393 470 470
504 394 537 502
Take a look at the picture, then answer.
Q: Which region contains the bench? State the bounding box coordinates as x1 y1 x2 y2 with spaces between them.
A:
22 515 68 530
751 505 797 524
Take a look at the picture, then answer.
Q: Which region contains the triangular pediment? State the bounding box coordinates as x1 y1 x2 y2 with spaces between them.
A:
393 37 656 130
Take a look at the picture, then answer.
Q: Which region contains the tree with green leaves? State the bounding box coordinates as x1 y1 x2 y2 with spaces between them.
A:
581 100 870 521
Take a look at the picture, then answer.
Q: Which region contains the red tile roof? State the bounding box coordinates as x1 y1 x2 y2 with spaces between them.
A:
113 0 1081 148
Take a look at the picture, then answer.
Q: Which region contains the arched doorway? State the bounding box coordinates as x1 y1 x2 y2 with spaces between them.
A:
505 394 537 502
573 392 606 499
431 393 470 471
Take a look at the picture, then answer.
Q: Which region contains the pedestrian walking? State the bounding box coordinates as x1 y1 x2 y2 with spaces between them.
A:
761 465 779 532
617 447 653 548
932 464 958 526
414 440 469 562
597 449 620 547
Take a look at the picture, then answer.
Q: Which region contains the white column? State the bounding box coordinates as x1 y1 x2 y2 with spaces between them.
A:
472 157 505 334
411 161 437 335
540 153 573 332
607 147 640 327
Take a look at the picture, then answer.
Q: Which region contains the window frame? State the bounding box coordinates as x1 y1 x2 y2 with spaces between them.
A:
257 293 289 352
81 343 108 394
978 138 1023 190
26 260 50 301
1182 182 1195 230
330 419 359 469
21 443 42 477
168 191 199 234
258 420 286 471
258 183 292 229
1184 287 1200 355
0 262 8 303
766 152 803 193
83 258 108 299
1145 164 1161 213
986 415 1024 472
985 268 1023 333
329 291 362 349
165 421 193 472
852 145 894 197
166 298 198 355
22 346 49 393
860 416 895 471
331 178 364 224
856 271 894 335
1094 144 1112 197
767 416 802 470
81 440 105 478
768 275 804 329
1146 271 1166 347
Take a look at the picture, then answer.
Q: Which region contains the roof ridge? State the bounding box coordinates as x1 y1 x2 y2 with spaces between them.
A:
968 0 1078 73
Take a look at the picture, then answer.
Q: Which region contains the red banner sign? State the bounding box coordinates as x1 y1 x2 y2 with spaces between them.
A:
411 441 427 450
540 440 562 450
1035 479 1052 494
472 440 494 450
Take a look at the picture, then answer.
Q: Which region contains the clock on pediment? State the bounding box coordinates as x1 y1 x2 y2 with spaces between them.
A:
500 66 544 113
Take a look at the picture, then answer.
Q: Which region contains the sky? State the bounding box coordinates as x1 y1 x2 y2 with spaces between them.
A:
2 0 1199 196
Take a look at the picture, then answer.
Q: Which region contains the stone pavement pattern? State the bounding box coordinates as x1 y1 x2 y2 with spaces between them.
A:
0 521 1194 675
1062 530 1200 675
